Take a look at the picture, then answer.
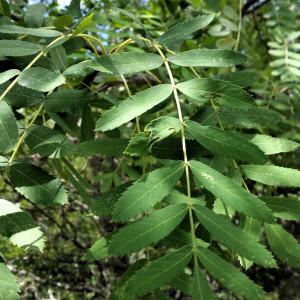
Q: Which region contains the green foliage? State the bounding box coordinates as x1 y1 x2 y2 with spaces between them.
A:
1 1 300 299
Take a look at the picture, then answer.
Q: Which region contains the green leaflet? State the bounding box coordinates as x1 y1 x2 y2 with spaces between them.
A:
109 204 187 255
0 25 61 37
8 162 68 206
196 247 265 300
113 161 184 221
170 273 193 296
74 139 128 157
193 205 276 267
192 264 216 300
189 160 274 223
0 69 20 85
168 49 246 67
25 125 74 158
24 3 46 27
0 82 43 107
242 165 300 187
18 67 65 92
186 120 266 164
0 262 20 300
74 12 94 34
90 183 130 217
218 107 282 128
88 52 163 75
49 45 68 71
0 102 18 154
265 224 300 267
0 40 42 57
63 60 93 77
214 71 256 87
84 237 109 261
157 15 214 46
176 78 253 107
126 245 192 295
0 199 44 251
96 84 172 132
250 134 299 155
145 116 181 144
44 88 92 113
124 132 149 157
262 196 300 221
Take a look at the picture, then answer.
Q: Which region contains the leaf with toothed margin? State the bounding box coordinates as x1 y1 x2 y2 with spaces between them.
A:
265 224 300 267
189 160 274 223
196 247 265 300
242 165 300 187
126 245 192 296
193 205 276 268
96 84 172 132
113 161 184 221
109 204 187 255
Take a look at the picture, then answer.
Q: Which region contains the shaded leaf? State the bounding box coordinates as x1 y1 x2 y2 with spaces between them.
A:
0 69 20 85
9 162 68 206
0 25 61 37
126 245 192 295
0 262 20 300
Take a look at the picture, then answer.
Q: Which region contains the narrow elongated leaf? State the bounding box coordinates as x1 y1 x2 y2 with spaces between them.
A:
192 264 216 300
8 162 68 206
74 139 128 157
0 199 44 251
0 262 20 300
0 69 20 85
0 25 61 37
186 120 266 163
84 237 109 261
171 273 193 296
0 102 18 154
0 82 43 107
214 70 256 87
218 107 282 128
189 160 274 222
262 196 300 221
109 204 187 255
0 40 42 56
177 78 253 107
96 84 172 131
250 134 299 155
242 165 300 187
126 245 192 295
169 49 245 67
18 67 65 92
193 205 275 267
265 224 300 267
196 247 265 300
157 15 214 46
89 52 163 75
113 161 184 221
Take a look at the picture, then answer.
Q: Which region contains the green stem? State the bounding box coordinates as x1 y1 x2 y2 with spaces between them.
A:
7 103 44 166
0 34 69 103
234 0 243 51
152 43 196 249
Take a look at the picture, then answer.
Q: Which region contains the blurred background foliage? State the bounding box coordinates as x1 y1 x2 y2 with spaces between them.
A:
1 0 300 299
